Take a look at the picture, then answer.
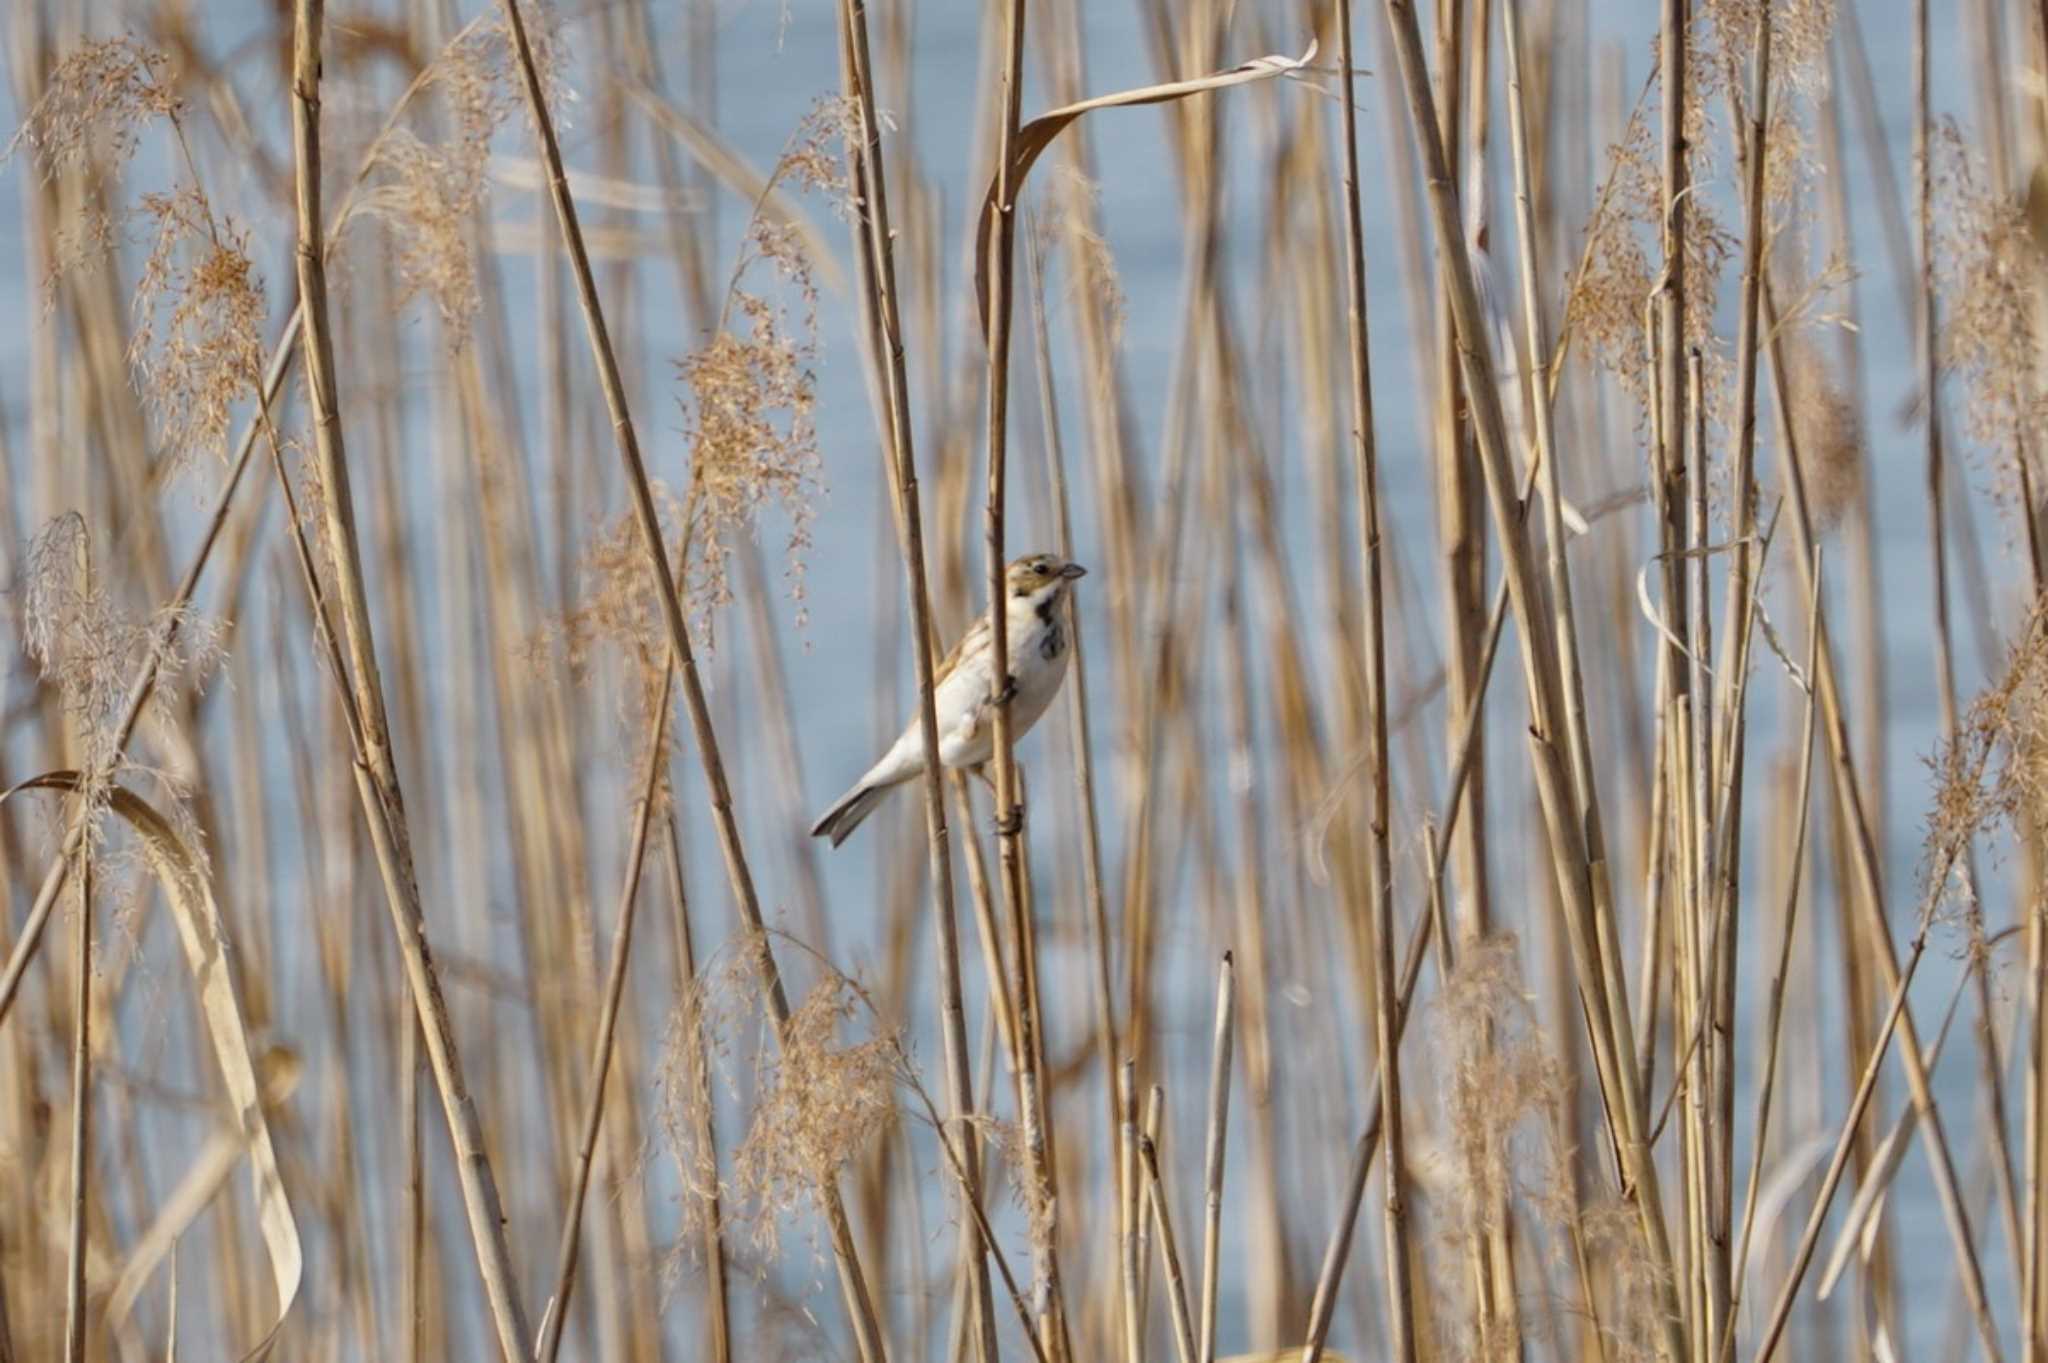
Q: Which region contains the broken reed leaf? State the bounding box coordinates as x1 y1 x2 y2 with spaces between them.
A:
971 42 1319 340
0 773 301 1361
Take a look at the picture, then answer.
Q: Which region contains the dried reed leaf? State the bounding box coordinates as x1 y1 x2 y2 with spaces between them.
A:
1 773 302 1362
972 42 1318 337
103 1049 303 1331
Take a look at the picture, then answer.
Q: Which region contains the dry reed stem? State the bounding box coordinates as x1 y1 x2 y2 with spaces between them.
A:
1717 550 1822 1363
1331 0 1414 1357
833 0 1002 1352
1379 4 1687 1357
1695 8 1775 1347
980 0 1070 1350
292 4 533 1353
1197 955 1234 1363
0 307 294 1029
62 854 88 1363
1120 1059 1143 1363
1140 1126 1198 1363
492 3 889 1360
1023 226 1121 1323
1755 266 2003 1358
8 4 2047 1357
533 658 672 1363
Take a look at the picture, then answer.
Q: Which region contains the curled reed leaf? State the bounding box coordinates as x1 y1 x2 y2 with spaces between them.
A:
972 42 1319 339
1 773 301 1361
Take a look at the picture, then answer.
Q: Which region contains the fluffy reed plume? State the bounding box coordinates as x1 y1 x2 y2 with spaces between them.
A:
1566 83 1733 413
1926 600 2048 882
660 936 900 1261
1782 337 1864 531
1933 120 2048 489
556 481 694 715
6 37 269 475
3 36 182 177
1043 168 1127 349
127 188 269 471
354 10 567 341
21 513 221 838
8 4 2048 1359
1425 937 1567 1241
672 100 855 628
1571 1199 1666 1363
1410 937 1579 1363
1701 0 1836 93
676 270 823 630
552 104 842 697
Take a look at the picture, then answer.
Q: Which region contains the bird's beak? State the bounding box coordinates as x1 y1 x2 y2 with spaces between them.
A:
1059 562 1088 581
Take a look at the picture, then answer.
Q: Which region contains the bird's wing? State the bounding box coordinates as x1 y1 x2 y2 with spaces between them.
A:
934 613 990 686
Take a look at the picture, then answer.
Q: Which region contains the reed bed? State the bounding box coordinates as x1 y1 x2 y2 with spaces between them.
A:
2 0 2047 1360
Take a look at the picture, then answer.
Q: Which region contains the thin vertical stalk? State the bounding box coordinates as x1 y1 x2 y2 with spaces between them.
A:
534 662 674 1363
1120 1060 1143 1363
1655 0 1690 813
1301 1125 1373 1363
1718 551 1823 1363
293 5 532 1354
1755 265 2002 1361
659 815 732 1363
1140 1122 1198 1363
1704 8 1776 1352
1917 0 2026 1292
1378 3 1686 1356
1197 955 1234 1363
1025 229 1120 1321
1335 0 1413 1356
2030 14 2048 1359
981 0 1066 1347
62 856 88 1363
836 0 1001 1353
494 4 887 1359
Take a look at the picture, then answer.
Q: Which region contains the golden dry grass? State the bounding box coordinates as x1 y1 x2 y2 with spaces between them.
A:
0 2 2044 1362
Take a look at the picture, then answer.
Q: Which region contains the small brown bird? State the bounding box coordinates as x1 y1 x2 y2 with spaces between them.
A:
810 553 1087 847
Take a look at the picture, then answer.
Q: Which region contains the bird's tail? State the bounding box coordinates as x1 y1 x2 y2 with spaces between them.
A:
810 778 899 848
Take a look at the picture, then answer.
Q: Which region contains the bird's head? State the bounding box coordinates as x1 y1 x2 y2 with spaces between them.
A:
1005 553 1087 608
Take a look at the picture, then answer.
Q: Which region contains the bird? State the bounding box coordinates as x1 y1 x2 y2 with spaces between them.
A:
810 552 1087 847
